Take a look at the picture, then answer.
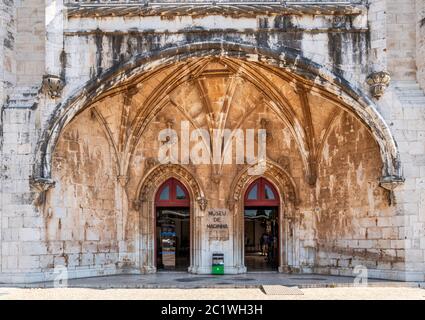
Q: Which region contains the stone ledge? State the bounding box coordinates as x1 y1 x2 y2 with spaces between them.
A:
65 1 366 18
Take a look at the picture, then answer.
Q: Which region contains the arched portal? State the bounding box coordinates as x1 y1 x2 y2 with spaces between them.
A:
34 41 402 185
40 42 402 278
135 164 206 274
229 161 298 274
244 178 280 271
155 178 191 271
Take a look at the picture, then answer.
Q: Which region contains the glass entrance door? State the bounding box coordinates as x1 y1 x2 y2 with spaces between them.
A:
244 178 280 271
156 207 190 271
244 207 279 271
155 178 190 271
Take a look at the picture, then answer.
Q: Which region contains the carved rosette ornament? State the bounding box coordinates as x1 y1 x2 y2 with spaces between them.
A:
366 71 391 99
30 177 56 206
379 176 405 206
43 74 64 99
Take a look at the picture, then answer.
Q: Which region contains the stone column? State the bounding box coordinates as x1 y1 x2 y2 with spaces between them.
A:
278 205 289 273
232 200 246 273
189 205 202 274
139 200 156 273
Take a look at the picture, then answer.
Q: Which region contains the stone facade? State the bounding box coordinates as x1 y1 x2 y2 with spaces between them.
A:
0 0 424 283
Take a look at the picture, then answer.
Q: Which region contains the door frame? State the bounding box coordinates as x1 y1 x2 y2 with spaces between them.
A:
154 178 191 271
243 178 281 271
136 164 206 274
228 161 300 274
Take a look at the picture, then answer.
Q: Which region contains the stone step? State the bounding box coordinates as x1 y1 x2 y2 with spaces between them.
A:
397 93 425 100
6 89 39 108
9 86 40 92
392 81 425 106
392 80 421 88
395 90 424 97
7 100 35 108
398 100 425 106
8 93 38 100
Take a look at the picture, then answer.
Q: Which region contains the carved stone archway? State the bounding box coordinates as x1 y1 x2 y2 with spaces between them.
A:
34 41 403 191
135 164 207 273
228 160 299 273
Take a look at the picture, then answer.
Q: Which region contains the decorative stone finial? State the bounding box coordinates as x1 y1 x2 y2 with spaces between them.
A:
43 74 64 99
366 71 391 99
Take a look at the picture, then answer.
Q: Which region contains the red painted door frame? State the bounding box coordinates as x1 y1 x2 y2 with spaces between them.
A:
154 178 190 270
244 177 281 270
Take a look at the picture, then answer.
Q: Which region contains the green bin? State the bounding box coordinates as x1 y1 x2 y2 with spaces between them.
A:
212 253 224 275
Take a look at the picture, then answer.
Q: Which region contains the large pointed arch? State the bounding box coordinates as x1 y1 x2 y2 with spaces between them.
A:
33 41 403 189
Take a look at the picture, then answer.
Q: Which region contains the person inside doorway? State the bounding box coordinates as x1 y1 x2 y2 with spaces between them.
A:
260 232 269 256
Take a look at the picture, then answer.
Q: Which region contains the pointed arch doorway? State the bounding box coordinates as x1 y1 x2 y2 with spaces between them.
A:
244 178 280 271
155 178 191 271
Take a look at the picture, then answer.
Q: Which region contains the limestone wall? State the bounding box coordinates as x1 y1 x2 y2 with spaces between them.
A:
1 1 424 282
417 0 425 90
15 0 45 86
386 0 417 80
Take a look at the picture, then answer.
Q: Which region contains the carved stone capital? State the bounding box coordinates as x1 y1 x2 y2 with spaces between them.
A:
196 196 208 211
366 71 391 99
379 175 405 206
30 177 55 206
43 74 64 99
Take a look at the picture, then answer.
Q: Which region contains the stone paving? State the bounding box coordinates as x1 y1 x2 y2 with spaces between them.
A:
1 287 424 300
1 272 421 289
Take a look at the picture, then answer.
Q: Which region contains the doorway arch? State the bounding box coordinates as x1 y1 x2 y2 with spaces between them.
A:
155 178 191 271
244 178 280 271
229 160 298 273
135 164 206 273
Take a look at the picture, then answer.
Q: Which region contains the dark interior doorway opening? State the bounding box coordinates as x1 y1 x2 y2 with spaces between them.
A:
155 178 190 271
244 178 280 271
